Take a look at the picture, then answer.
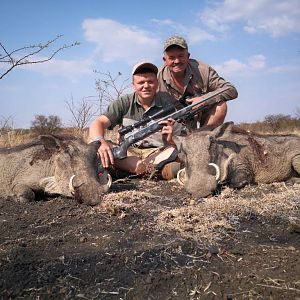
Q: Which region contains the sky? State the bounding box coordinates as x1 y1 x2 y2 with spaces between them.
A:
1 0 300 128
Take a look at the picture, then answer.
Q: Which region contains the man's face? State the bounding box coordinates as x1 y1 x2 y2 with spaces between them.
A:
132 73 158 102
163 46 190 75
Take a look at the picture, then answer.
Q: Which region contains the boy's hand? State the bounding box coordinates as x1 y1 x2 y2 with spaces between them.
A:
98 140 114 168
159 118 175 145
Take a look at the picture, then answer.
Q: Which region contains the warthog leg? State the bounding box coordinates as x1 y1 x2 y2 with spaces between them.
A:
228 162 254 188
292 154 300 175
12 184 35 202
290 154 300 183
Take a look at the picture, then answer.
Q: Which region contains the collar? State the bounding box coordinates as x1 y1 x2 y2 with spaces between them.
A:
134 92 164 110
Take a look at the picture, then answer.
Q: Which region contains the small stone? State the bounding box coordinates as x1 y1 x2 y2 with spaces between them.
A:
79 237 88 243
190 199 196 205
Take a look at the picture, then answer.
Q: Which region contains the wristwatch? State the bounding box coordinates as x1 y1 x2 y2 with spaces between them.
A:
92 136 105 143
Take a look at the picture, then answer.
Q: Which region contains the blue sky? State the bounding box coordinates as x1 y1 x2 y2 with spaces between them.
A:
1 0 300 128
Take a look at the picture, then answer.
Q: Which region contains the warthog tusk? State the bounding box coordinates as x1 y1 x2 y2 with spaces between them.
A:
177 168 186 186
69 175 76 195
107 174 112 188
208 163 220 181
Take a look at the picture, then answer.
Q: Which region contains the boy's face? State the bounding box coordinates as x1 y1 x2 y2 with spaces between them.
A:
132 72 158 102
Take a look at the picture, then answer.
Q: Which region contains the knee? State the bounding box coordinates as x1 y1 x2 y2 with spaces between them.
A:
216 101 227 117
204 101 227 126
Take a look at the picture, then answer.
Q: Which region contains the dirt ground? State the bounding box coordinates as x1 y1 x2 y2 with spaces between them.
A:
0 178 299 300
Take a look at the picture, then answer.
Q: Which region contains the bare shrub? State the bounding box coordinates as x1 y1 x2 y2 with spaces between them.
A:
0 115 14 134
94 70 130 114
66 96 97 133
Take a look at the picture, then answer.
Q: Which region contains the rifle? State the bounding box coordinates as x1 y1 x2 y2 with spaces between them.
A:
112 86 230 159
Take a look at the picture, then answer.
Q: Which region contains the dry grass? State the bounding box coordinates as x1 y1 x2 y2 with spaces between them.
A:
97 190 158 216
156 183 300 245
86 180 300 248
0 127 119 147
0 130 35 147
238 122 300 137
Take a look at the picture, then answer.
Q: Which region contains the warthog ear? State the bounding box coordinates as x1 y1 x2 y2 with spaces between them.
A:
211 122 234 138
39 135 62 150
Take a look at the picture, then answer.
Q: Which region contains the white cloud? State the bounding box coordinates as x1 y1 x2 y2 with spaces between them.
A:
199 0 300 37
151 18 176 26
82 18 161 64
248 54 266 69
213 54 266 76
151 18 216 43
213 58 247 75
268 64 300 73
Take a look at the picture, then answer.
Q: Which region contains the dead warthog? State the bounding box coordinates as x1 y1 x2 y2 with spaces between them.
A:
0 135 111 205
177 122 300 198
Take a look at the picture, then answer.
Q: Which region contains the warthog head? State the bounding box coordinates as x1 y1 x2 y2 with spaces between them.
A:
176 121 300 197
176 123 239 198
39 135 111 205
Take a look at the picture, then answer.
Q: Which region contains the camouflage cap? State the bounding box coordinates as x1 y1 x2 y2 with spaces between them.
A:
132 61 158 75
163 36 188 51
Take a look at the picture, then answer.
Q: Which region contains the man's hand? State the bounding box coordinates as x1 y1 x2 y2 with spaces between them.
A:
186 95 206 111
98 140 115 168
159 118 175 145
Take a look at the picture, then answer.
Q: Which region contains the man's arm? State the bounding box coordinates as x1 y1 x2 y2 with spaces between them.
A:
88 115 111 142
88 115 115 168
207 65 238 102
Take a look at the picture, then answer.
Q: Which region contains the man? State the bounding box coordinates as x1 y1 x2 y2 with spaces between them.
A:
158 35 238 127
88 61 182 180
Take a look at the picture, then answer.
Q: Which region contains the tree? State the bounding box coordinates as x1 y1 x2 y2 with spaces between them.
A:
66 96 97 130
0 35 80 79
31 114 62 135
94 70 130 114
264 114 298 132
295 107 300 120
0 115 14 134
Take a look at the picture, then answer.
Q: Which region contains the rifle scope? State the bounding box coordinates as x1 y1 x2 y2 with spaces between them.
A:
118 106 175 136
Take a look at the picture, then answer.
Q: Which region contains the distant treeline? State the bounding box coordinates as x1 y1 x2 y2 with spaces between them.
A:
238 114 300 134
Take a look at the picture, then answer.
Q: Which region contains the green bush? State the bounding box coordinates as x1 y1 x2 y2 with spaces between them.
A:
30 115 63 135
